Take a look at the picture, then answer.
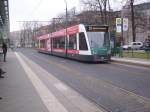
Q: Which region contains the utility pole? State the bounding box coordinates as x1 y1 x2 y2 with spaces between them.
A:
64 0 68 56
146 1 149 39
130 0 136 42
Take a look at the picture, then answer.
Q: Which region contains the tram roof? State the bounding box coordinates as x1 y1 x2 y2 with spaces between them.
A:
37 24 109 40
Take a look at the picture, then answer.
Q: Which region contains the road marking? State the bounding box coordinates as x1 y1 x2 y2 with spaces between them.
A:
15 52 68 112
54 83 68 91
61 60 66 63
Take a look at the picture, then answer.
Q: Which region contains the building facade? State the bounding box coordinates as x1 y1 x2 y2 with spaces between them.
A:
122 2 150 44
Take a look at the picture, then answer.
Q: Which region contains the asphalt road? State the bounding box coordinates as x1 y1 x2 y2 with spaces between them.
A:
16 48 150 112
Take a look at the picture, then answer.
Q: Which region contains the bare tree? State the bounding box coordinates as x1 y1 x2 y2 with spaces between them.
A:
121 0 149 42
80 0 111 24
20 21 42 47
50 7 79 31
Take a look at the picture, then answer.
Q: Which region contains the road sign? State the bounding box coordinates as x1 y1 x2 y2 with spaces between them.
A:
116 18 122 33
116 25 122 33
116 18 122 25
116 18 128 32
123 18 128 31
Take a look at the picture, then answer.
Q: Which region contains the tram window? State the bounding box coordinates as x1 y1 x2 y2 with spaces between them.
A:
79 32 88 50
52 38 56 48
53 38 59 48
53 37 65 49
40 40 46 48
69 34 77 50
59 37 65 48
104 33 110 47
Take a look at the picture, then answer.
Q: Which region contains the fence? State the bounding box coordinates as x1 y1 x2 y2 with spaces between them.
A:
112 47 150 59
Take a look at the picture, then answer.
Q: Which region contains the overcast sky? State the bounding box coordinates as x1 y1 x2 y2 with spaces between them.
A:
9 0 81 32
9 0 148 32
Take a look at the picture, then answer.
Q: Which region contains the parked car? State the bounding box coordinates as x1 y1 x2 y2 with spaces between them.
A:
122 42 143 50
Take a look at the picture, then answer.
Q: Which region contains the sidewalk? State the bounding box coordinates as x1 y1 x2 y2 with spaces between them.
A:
0 52 49 112
111 56 150 68
0 51 105 112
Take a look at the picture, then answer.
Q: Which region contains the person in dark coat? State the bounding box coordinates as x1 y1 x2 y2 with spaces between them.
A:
2 42 7 62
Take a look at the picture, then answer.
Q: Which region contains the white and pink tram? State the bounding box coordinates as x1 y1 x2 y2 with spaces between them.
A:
37 24 111 62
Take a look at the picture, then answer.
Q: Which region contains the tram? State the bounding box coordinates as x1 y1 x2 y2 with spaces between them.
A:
37 24 111 62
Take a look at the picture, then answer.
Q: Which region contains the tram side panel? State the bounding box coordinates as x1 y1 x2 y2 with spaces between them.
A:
66 25 93 61
65 31 92 61
67 33 79 60
51 36 66 57
37 34 50 54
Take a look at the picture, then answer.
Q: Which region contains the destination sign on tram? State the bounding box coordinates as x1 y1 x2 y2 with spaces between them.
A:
86 26 108 32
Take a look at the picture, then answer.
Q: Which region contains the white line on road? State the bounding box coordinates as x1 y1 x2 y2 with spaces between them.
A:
15 52 68 112
54 83 68 91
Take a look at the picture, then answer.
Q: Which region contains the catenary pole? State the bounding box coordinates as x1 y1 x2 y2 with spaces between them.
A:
64 0 68 55
130 0 136 42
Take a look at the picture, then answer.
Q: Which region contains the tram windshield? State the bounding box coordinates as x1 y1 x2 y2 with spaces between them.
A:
87 32 109 48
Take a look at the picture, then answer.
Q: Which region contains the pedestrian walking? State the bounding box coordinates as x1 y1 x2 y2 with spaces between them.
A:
2 42 7 62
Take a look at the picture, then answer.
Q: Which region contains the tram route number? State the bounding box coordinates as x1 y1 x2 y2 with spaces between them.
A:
86 26 108 32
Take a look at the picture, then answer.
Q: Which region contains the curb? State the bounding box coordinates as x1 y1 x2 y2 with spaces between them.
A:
111 58 150 68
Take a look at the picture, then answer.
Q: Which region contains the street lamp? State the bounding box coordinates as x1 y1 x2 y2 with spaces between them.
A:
64 0 67 16
64 0 68 55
